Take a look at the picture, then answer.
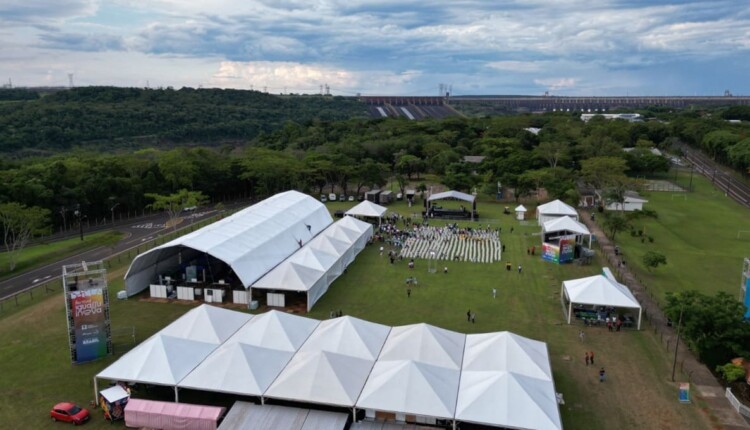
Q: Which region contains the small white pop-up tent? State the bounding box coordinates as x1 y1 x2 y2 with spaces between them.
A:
356 323 466 421
561 275 642 329
455 332 562 430
515 204 527 221
536 199 578 225
345 200 387 225
542 215 592 248
264 316 390 407
178 310 319 397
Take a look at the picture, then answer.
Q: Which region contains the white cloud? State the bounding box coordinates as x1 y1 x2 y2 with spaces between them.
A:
534 77 578 91
486 61 546 72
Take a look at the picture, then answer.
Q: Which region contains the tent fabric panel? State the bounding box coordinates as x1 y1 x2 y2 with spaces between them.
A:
345 200 387 218
427 190 476 203
536 199 578 216
378 324 466 370
462 332 553 380
542 216 591 235
563 275 641 309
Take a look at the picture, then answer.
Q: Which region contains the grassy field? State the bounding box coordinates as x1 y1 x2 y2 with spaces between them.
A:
0 195 719 429
0 231 123 282
611 172 750 303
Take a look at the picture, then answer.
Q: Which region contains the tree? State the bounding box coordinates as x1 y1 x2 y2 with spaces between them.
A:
727 138 750 173
665 291 750 367
601 212 629 241
701 130 739 161
534 141 570 168
145 189 208 231
395 154 425 179
0 203 50 271
642 251 667 271
580 156 628 191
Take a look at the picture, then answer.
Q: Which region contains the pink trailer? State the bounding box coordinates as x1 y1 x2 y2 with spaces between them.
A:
125 399 225 430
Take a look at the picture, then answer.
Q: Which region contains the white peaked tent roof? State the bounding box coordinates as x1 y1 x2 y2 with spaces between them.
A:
179 311 319 396
542 215 590 236
456 332 562 430
537 199 577 216
125 191 333 291
357 324 466 419
97 334 217 386
515 204 527 212
265 316 390 407
253 217 372 293
97 304 250 386
159 304 253 345
346 200 387 218
563 275 641 309
428 190 475 202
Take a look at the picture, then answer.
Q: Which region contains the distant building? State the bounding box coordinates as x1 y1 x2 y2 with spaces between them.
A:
524 127 542 135
581 113 642 123
601 191 648 212
623 147 662 156
463 155 486 164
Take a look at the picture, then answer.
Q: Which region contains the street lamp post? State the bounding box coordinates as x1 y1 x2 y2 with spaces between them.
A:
671 304 685 382
74 205 84 241
110 203 120 225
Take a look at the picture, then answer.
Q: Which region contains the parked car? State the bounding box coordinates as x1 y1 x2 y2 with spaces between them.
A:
328 193 337 202
339 194 346 202
51 402 90 425
320 194 327 203
348 196 355 202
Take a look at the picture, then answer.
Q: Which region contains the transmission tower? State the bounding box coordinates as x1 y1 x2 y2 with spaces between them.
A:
324 84 330 95
68 73 74 88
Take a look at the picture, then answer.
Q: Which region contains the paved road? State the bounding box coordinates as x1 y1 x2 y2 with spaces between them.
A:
0 206 239 300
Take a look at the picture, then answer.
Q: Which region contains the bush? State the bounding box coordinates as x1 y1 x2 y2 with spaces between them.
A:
716 363 746 383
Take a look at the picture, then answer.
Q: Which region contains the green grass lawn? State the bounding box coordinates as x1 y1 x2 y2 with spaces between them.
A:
0 194 717 429
0 231 123 282
609 172 750 303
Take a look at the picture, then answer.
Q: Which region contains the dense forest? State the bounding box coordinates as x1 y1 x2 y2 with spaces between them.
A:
2 100 749 232
0 87 368 153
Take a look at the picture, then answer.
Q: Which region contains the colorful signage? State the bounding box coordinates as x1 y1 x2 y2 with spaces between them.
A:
744 278 750 319
541 242 560 263
678 382 690 403
559 235 576 263
70 289 108 363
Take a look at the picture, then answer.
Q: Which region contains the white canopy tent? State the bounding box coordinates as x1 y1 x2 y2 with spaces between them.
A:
426 190 477 221
264 316 391 407
455 332 562 430
542 215 592 248
95 305 251 401
178 310 319 397
515 204 527 221
124 191 333 296
561 275 642 329
356 324 466 421
536 199 578 225
345 200 388 225
252 217 373 311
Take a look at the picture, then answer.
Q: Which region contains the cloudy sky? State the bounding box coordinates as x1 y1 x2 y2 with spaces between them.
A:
2 0 749 95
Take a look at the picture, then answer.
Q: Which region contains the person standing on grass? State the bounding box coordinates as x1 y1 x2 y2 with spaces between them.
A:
579 330 585 342
467 310 471 322
589 351 595 365
407 288 411 298
585 352 590 366
471 312 476 323
518 264 522 274
492 288 497 299
599 368 606 382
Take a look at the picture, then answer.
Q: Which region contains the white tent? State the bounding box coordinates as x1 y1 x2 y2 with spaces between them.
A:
179 310 319 397
346 201 387 225
252 217 373 311
536 199 578 225
561 275 642 329
356 324 465 420
95 305 251 401
427 190 476 203
124 191 333 296
455 332 562 430
265 316 390 407
542 215 592 248
515 204 527 221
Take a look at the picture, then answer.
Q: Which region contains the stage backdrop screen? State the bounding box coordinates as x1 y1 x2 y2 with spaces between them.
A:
70 289 109 362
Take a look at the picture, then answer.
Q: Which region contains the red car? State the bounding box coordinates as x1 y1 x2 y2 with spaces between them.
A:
51 402 90 425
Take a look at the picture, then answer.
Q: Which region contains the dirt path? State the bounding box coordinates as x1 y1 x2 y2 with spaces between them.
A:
580 212 750 429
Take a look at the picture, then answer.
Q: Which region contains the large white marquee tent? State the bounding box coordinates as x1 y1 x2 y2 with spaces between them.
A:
252 216 373 311
561 274 642 329
95 305 562 430
536 199 578 226
124 191 333 296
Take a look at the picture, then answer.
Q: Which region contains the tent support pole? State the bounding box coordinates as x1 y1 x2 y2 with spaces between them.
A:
261 396 265 405
637 308 642 330
452 420 457 430
352 407 356 422
174 386 179 403
588 234 592 249
568 300 573 325
93 377 98 407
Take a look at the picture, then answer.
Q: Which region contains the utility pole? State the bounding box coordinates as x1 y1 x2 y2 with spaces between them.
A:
110 203 120 225
74 204 84 241
671 304 684 382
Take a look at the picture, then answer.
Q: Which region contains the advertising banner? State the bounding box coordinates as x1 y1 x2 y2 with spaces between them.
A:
70 289 108 363
559 235 576 263
744 279 750 319
678 382 690 403
541 242 560 263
